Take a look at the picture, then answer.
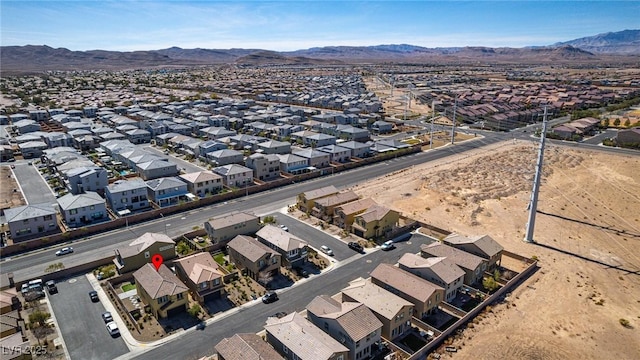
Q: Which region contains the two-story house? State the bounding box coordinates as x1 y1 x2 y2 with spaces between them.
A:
113 232 176 274
174 252 225 303
145 177 189 207
244 153 281 182
215 333 283 360
291 148 331 169
136 159 179 181
351 204 399 239
421 242 487 286
256 140 291 155
205 149 244 167
212 164 253 188
296 185 339 213
204 211 261 245
63 166 109 195
398 253 465 302
133 263 189 318
179 171 223 198
4 203 59 242
443 233 504 271
105 178 151 213
276 154 308 174
317 145 351 163
57 191 107 228
256 225 308 269
227 235 281 284
306 295 382 360
333 198 377 231
311 190 360 222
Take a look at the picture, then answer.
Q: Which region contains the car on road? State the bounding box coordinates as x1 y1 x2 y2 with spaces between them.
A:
55 247 74 256
89 291 99 302
262 292 278 304
279 224 289 232
45 280 57 294
381 240 395 251
106 321 120 337
348 242 364 253
320 245 334 256
101 312 113 323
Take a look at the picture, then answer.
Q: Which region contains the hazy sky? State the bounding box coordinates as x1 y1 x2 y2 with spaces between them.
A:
2 1 638 51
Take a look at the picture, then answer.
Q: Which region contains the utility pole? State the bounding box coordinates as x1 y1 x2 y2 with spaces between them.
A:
430 99 435 149
450 96 457 145
524 106 548 243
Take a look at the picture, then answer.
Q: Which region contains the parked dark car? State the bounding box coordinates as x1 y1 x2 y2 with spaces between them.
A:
348 241 364 253
293 267 308 278
89 290 99 302
262 292 278 304
45 280 57 294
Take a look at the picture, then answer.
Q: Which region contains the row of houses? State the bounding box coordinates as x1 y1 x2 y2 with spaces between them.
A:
551 117 601 139
0 274 28 360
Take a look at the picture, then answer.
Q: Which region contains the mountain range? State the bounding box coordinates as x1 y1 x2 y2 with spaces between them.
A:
1 29 638 73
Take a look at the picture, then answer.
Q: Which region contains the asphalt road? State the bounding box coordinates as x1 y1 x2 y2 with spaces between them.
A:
47 275 128 360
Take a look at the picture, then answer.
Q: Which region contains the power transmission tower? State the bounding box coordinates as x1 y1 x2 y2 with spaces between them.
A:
524 106 548 243
450 96 457 145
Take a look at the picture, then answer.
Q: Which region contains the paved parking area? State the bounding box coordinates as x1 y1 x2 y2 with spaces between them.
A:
11 162 57 205
47 275 128 360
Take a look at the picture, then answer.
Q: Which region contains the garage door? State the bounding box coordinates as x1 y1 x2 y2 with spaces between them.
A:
166 305 186 318
203 290 221 302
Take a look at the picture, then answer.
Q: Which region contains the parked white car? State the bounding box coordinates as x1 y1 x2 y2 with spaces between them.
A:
106 321 120 337
320 245 334 256
381 241 395 251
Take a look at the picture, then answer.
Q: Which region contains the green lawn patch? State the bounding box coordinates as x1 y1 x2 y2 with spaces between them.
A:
121 283 136 292
213 253 225 265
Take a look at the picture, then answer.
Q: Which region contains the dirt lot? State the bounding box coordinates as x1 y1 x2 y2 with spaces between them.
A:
0 165 26 214
351 141 640 359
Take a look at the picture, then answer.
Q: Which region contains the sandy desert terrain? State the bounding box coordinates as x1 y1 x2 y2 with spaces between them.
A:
351 140 640 360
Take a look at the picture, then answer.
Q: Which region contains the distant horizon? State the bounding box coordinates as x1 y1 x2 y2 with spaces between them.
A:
1 1 638 52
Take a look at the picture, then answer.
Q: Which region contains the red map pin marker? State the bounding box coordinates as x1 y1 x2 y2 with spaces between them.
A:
151 254 163 271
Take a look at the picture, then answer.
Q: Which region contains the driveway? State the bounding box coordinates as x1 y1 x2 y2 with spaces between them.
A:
47 275 128 360
11 162 57 205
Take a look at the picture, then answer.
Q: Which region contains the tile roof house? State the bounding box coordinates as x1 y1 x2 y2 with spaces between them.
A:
351 204 399 240
296 185 339 212
256 140 291 155
443 233 503 270
421 242 487 286
114 232 176 274
306 295 382 360
57 191 107 228
205 149 244 167
136 158 179 181
212 164 253 188
4 203 59 242
316 145 351 163
398 253 465 302
133 263 189 319
179 171 223 198
265 312 349 360
174 252 225 303
276 154 308 174
333 198 377 231
105 178 151 213
291 148 331 169
227 235 281 284
617 127 640 146
145 176 189 208
204 211 261 245
311 190 360 222
256 225 308 269
370 263 444 318
215 333 284 360
340 278 413 341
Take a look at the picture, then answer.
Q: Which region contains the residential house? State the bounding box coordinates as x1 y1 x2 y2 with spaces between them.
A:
617 127 640 146
317 145 351 163
340 278 414 341
291 148 331 168
205 149 243 167
174 252 225 303
18 141 47 158
265 313 349 360
552 125 578 139
133 263 189 318
296 185 339 213
227 235 281 283
197 140 228 157
398 253 465 302
276 154 308 174
63 166 108 195
114 232 176 274
351 204 399 239
336 126 370 142
421 242 487 286
0 312 22 344
179 171 223 198
0 145 14 162
245 153 281 181
212 164 253 188
215 333 283 360
3 203 59 242
105 178 151 213
334 198 377 231
370 121 393 134
370 263 444 318
125 129 152 144
57 191 107 228
312 191 360 222
145 177 189 207
306 295 382 360
204 211 261 245
136 159 179 181
256 225 308 269
256 140 291 155
442 233 503 270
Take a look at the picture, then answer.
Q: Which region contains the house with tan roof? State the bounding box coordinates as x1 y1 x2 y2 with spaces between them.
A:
351 204 399 240
114 232 176 274
334 198 377 231
370 264 444 319
174 252 225 303
227 234 281 283
215 333 283 360
133 263 189 318
0 332 31 360
340 278 413 341
179 171 223 198
204 211 261 245
398 253 464 302
264 312 349 360
296 185 339 212
306 295 382 360
421 242 487 285
3 203 59 242
256 225 308 269
311 190 360 221
443 233 503 270
0 310 21 339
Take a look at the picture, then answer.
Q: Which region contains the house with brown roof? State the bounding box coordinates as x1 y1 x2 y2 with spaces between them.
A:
334 198 377 231
296 185 339 213
179 171 223 198
340 278 413 341
306 295 382 360
0 310 21 339
114 232 176 274
443 233 503 270
133 263 189 319
617 127 640 146
370 264 444 319
351 204 399 240
227 235 281 283
398 253 465 302
204 211 261 245
311 190 360 221
264 312 349 360
421 242 487 286
256 225 308 269
174 252 225 303
0 288 19 315
215 333 283 360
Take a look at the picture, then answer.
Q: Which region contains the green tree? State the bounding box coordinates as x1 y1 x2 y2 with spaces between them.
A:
187 304 201 318
29 310 51 327
262 215 276 224
624 119 631 127
483 276 499 292
613 118 621 127
603 118 610 128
